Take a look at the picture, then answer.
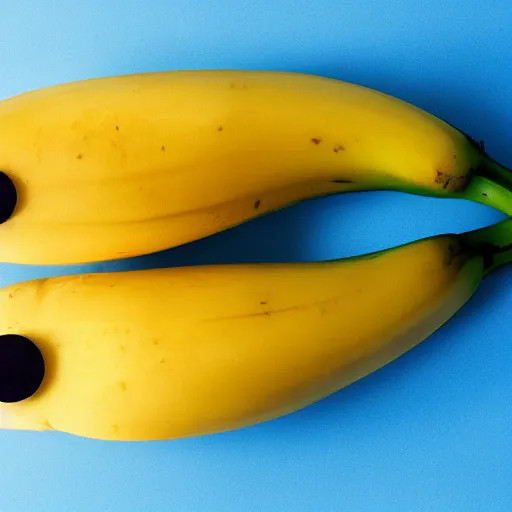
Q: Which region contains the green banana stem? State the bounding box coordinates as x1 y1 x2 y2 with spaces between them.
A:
455 136 512 215
460 176 512 216
462 218 512 276
464 133 512 193
478 156 512 194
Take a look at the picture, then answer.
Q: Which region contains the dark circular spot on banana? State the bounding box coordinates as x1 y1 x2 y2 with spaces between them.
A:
0 334 45 403
0 172 17 224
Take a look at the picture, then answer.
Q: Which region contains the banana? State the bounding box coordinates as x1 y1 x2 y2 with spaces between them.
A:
0 219 509 441
0 70 511 264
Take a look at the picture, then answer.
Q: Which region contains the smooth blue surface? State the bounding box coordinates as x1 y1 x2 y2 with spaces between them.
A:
1 2 512 511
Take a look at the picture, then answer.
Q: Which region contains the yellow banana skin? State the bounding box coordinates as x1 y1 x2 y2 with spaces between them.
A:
0 70 507 264
1 227 501 441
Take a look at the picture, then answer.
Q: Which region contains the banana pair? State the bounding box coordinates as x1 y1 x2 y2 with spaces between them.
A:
0 70 510 441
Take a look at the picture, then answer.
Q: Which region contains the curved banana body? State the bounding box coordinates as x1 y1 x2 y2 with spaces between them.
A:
0 70 503 265
0 232 487 440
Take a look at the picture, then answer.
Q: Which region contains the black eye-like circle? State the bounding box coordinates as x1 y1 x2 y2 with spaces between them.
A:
0 334 45 403
0 171 17 224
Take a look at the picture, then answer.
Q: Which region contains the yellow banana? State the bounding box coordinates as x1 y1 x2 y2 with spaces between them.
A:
0 219 509 441
0 70 510 264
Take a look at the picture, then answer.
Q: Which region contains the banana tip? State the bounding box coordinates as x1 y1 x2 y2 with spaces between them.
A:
0 407 11 429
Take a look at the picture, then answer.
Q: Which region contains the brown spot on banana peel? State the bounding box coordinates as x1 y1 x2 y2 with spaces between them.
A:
311 138 322 145
254 199 261 210
445 240 472 269
435 170 469 191
333 145 345 153
332 179 355 184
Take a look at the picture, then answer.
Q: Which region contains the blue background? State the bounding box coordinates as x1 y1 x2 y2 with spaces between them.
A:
1 1 511 510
